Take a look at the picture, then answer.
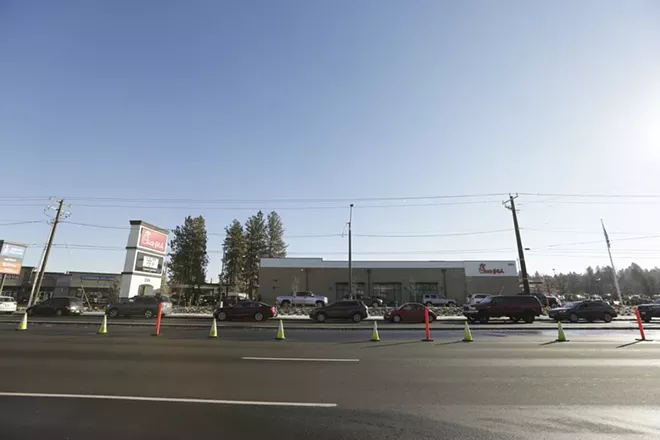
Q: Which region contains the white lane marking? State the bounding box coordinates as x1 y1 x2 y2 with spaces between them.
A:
242 356 359 363
0 392 336 408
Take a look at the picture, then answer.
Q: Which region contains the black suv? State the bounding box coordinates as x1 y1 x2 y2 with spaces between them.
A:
309 300 369 323
27 297 84 317
463 295 542 324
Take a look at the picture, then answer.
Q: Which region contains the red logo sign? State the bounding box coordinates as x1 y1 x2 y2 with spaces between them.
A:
139 227 167 254
479 263 505 275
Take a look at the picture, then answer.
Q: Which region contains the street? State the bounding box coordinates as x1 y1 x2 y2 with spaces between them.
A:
1 326 660 439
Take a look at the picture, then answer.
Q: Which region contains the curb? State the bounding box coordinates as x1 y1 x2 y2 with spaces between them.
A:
0 320 653 331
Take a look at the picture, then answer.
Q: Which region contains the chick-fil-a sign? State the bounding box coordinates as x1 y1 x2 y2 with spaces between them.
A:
138 227 167 254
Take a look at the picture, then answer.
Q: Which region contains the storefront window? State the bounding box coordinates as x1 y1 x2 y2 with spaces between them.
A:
336 282 366 299
411 283 438 302
373 283 402 304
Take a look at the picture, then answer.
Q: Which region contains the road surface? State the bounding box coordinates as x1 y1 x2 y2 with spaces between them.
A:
1 326 659 439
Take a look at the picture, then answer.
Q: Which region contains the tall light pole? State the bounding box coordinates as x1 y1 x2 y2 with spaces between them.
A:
348 204 353 298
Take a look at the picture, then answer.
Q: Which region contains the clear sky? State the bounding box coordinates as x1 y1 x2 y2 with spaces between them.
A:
2 0 660 280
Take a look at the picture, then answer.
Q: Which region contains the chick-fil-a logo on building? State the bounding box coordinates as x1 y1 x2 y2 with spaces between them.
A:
138 227 167 254
478 263 505 275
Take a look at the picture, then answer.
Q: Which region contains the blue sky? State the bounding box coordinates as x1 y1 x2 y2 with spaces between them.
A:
2 0 660 279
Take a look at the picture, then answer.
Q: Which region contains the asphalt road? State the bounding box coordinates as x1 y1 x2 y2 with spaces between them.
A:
1 326 660 439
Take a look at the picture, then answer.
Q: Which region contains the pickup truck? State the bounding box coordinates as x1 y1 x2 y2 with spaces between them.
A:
637 299 660 322
276 291 328 308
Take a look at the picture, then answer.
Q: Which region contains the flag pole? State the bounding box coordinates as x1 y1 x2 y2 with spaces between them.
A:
601 219 623 305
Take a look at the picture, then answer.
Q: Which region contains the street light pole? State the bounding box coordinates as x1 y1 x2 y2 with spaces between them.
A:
348 204 353 298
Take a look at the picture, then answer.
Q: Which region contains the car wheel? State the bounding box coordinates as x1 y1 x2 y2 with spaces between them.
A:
55 309 63 317
254 312 265 322
467 316 477 323
352 313 363 323
569 313 578 323
315 301 324 307
603 313 612 323
281 301 291 308
316 312 327 323
523 313 534 324
107 308 119 319
425 302 433 307
144 309 154 319
372 302 380 308
217 311 228 321
27 308 34 317
393 315 402 323
478 313 489 324
428 314 435 323
511 316 520 323
644 317 652 323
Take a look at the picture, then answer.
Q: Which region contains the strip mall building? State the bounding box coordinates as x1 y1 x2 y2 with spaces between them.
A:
258 258 519 305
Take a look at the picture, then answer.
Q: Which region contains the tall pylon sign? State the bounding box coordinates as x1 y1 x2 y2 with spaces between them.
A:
119 221 168 298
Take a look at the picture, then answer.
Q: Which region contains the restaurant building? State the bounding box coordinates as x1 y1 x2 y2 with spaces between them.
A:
258 258 520 305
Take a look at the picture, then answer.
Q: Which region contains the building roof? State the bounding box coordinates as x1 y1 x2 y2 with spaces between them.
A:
260 258 517 273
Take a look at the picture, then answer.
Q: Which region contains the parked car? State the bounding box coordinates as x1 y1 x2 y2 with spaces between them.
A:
343 294 385 307
548 300 617 323
27 297 84 317
638 299 660 323
467 294 489 304
213 301 277 322
463 295 542 324
0 296 17 314
422 294 456 307
276 291 328 308
309 300 368 323
384 302 436 323
516 292 560 308
106 296 172 319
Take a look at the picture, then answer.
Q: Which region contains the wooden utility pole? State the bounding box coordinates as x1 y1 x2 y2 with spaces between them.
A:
504 194 530 295
29 199 68 306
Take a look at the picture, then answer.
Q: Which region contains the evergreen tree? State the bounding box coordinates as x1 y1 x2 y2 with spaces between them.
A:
266 211 287 258
243 211 268 298
168 216 209 305
221 219 246 294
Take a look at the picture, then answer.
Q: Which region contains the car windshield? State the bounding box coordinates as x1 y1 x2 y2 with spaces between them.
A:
564 302 581 308
479 296 493 304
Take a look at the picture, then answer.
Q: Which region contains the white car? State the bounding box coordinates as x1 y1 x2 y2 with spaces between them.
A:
467 294 490 304
0 296 17 314
422 294 457 307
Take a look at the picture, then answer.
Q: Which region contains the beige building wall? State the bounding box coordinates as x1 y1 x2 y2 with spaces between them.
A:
259 258 519 305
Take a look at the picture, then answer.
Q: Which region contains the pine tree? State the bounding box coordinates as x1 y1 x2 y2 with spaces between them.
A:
266 211 287 258
243 211 268 298
168 216 209 305
221 219 246 294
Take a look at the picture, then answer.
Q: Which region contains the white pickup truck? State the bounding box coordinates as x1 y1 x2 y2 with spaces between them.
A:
276 291 328 308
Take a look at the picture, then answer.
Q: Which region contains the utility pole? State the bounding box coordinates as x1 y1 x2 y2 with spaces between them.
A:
0 274 5 296
504 194 530 295
601 219 623 305
29 199 69 307
348 204 354 298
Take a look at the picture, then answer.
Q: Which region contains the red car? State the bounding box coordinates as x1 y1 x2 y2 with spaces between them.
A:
384 302 436 323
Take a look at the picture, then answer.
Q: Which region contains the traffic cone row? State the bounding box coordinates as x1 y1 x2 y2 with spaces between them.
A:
370 321 380 342
16 313 27 331
275 319 286 340
463 321 473 342
97 315 108 335
208 318 218 338
556 321 568 342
